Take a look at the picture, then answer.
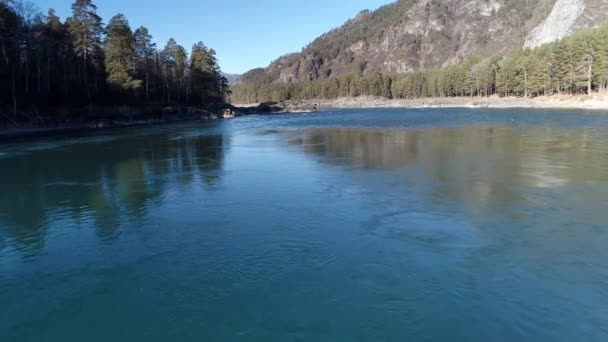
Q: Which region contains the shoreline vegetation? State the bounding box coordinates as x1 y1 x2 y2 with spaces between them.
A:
4 93 608 142
231 23 608 108
3 1 608 141
0 0 231 130
294 94 608 111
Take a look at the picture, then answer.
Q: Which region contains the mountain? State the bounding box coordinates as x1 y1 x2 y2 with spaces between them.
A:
245 0 608 84
223 73 242 84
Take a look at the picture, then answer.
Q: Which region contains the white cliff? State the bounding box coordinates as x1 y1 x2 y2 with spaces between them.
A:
524 0 585 48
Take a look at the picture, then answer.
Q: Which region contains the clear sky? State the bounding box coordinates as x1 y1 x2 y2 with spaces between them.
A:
40 0 393 74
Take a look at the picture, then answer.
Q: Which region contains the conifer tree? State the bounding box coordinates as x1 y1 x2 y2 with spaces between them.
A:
0 1 21 118
190 42 214 103
173 44 188 103
105 14 140 93
133 26 156 101
0 0 231 123
67 0 104 100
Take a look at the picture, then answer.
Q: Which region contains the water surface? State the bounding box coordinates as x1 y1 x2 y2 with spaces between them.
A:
1 108 608 341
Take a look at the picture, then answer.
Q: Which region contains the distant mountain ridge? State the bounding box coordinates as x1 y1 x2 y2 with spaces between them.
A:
243 0 608 84
222 73 242 84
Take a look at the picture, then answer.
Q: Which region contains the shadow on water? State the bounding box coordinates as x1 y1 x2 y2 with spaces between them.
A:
0 127 230 259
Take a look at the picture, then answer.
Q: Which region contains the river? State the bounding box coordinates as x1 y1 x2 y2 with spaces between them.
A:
1 108 607 341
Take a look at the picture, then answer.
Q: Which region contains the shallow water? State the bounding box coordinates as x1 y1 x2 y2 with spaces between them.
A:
1 108 608 341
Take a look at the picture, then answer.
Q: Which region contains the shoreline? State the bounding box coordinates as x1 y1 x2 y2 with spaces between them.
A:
0 117 210 142
235 94 608 111
4 95 608 141
0 101 320 142
321 95 608 111
0 105 240 142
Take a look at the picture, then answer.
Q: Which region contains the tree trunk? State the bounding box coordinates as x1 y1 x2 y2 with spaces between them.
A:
83 59 91 102
569 66 574 95
167 79 171 104
524 68 529 98
37 56 41 95
83 42 91 102
64 59 69 97
587 56 593 96
47 55 51 93
177 79 181 104
145 72 149 102
12 69 17 120
25 52 30 94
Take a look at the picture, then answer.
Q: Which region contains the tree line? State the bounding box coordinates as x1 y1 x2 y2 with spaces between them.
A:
231 23 608 104
0 0 229 124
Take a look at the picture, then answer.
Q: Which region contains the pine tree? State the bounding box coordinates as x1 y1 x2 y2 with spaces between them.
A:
67 0 104 101
0 0 232 123
585 54 593 95
133 26 156 101
43 10 65 96
173 44 187 103
0 1 21 119
570 37 592 94
497 56 515 97
190 42 227 103
593 25 608 91
105 14 140 94
190 42 212 103
526 55 545 97
160 38 179 103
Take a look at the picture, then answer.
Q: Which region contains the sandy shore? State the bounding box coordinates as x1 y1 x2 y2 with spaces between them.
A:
318 95 608 110
235 94 608 111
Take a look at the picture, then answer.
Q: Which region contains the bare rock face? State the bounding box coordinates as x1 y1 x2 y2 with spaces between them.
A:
249 0 608 84
524 0 586 48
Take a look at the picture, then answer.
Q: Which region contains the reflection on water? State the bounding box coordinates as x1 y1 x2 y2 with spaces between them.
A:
286 126 608 213
0 130 229 258
2 118 607 260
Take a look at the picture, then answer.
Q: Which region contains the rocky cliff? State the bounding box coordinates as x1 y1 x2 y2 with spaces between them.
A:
523 0 608 48
246 0 608 84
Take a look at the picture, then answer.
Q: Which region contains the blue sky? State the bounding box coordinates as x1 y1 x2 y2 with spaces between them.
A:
40 0 393 74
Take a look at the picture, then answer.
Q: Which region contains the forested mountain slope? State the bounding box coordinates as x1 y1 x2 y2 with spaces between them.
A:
246 0 608 84
232 20 608 104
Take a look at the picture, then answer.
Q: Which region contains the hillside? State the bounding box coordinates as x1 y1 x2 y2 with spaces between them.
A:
222 73 242 84
244 0 608 84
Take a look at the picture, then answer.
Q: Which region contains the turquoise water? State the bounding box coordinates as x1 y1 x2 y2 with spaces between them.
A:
1 108 608 341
